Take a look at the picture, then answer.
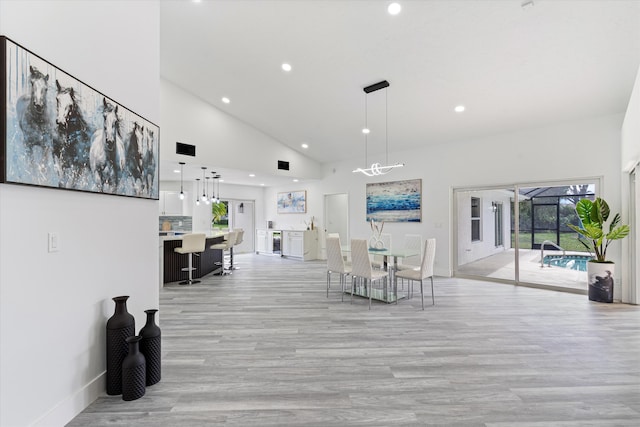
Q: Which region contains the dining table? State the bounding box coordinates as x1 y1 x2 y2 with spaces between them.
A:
342 245 420 303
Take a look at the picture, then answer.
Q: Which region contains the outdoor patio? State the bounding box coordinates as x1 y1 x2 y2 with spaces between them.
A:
456 248 588 292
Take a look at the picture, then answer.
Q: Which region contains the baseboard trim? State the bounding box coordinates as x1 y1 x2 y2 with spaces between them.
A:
31 372 105 427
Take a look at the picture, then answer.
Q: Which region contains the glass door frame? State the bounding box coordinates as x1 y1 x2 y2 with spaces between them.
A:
452 177 601 291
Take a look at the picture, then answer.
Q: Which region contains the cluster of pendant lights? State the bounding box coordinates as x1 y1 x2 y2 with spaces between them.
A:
178 162 222 206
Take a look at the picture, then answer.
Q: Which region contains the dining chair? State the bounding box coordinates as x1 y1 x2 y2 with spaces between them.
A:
371 233 391 269
397 234 422 271
350 238 390 309
326 236 351 301
394 238 436 310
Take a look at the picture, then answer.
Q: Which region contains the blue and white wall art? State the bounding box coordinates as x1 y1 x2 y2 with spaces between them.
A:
366 179 422 222
277 190 306 213
1 36 159 199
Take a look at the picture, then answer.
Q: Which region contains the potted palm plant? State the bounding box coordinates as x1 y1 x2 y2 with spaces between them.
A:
567 197 630 302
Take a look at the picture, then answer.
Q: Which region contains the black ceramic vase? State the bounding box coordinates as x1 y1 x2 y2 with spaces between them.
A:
139 309 161 386
106 296 135 395
122 336 146 401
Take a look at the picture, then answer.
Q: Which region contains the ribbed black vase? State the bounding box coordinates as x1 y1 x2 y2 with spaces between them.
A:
106 296 135 395
122 336 146 401
139 309 161 386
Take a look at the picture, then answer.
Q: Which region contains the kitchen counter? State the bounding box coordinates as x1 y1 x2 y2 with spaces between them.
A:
161 234 226 283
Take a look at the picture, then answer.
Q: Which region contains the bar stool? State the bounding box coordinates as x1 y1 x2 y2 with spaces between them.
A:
174 233 206 285
230 229 244 270
210 231 238 275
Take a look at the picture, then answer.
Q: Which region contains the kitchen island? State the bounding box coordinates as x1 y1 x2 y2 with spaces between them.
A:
161 234 226 284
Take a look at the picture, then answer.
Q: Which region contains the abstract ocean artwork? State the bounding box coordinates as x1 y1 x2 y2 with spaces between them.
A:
366 179 421 222
277 190 306 213
1 36 159 199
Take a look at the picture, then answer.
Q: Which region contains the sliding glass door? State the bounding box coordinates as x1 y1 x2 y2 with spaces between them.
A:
454 180 598 293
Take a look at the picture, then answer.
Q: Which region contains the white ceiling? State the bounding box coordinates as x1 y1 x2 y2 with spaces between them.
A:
159 0 640 185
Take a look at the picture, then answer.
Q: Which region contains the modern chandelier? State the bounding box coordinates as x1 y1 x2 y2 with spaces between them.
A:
352 80 404 176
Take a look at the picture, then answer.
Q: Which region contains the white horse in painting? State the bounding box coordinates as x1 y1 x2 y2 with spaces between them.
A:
90 98 125 192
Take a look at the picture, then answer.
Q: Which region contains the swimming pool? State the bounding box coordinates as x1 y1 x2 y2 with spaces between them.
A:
542 255 591 272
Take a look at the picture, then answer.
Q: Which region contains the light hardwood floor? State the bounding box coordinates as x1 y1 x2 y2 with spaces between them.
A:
68 254 640 426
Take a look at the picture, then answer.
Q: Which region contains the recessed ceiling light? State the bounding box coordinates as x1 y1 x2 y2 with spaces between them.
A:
454 105 465 113
193 0 202 3
293 179 299 182
388 3 402 15
362 128 370 134
282 63 292 72
249 174 255 177
219 179 224 183
260 183 265 186
301 143 309 149
173 169 180 173
222 97 230 104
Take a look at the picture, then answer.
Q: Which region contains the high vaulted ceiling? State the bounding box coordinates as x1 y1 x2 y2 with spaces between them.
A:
160 0 640 184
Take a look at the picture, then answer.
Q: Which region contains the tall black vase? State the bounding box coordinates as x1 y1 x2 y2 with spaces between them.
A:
139 309 161 386
106 296 135 395
122 336 146 401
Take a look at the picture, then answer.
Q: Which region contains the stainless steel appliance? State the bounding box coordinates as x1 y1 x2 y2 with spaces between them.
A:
271 231 281 254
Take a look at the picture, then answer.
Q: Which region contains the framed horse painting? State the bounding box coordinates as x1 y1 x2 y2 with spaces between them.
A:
0 36 160 199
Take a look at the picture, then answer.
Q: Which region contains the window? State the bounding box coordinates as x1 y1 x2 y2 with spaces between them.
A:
471 197 481 242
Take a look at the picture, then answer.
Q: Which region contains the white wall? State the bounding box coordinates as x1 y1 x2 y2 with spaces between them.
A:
265 114 623 278
0 1 160 426
456 190 512 266
160 79 322 180
621 65 640 303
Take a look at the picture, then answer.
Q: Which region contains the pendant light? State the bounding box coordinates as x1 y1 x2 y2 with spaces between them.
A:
200 167 207 201
210 171 217 203
216 175 221 203
204 176 210 205
352 80 404 176
195 178 201 206
178 162 185 199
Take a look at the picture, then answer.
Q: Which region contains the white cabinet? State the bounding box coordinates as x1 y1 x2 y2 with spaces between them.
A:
256 229 269 254
282 231 304 257
282 230 317 260
159 191 187 215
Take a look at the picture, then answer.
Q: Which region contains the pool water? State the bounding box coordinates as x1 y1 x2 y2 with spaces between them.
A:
542 255 591 272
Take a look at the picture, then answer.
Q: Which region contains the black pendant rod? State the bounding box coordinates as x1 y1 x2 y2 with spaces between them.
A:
363 80 390 94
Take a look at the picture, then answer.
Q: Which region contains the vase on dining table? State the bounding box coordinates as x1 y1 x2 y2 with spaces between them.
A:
368 236 385 250
369 219 385 249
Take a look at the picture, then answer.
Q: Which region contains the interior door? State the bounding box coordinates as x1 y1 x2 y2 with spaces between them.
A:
324 193 349 240
229 200 254 253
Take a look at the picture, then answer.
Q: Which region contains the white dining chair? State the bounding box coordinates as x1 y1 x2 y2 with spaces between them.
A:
326 236 351 301
350 238 390 309
397 234 422 271
395 238 436 310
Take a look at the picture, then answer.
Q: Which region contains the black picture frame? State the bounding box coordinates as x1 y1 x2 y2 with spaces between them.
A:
1 36 159 199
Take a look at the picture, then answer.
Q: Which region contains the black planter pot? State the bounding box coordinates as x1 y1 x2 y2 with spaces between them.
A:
139 309 161 386
122 336 146 401
106 296 135 395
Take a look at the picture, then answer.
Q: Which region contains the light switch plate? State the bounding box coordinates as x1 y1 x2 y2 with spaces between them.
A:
48 232 59 252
